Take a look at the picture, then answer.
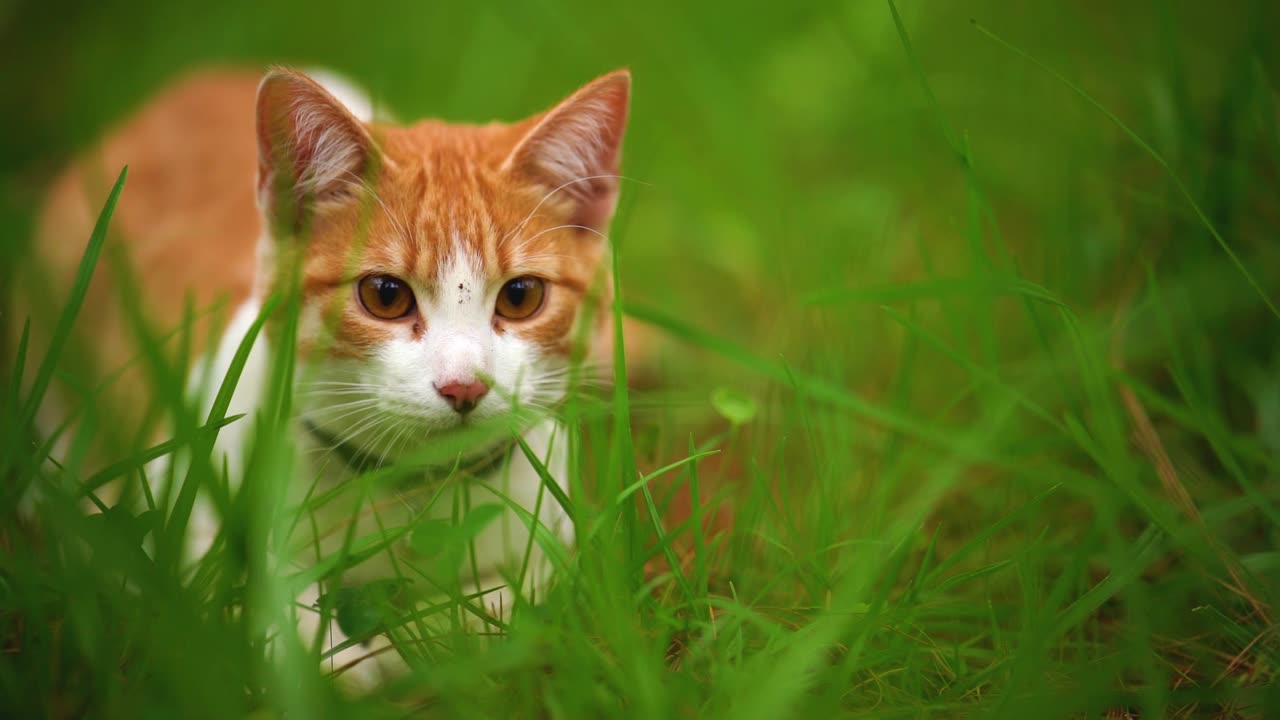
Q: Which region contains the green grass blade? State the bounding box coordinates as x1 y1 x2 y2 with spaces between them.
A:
971 19 1280 322
515 433 576 520
159 295 277 568
16 166 127 436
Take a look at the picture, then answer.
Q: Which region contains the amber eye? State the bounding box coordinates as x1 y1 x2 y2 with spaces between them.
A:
357 274 415 319
495 276 546 320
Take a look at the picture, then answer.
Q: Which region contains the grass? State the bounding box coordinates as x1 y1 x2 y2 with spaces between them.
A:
3 0 1280 717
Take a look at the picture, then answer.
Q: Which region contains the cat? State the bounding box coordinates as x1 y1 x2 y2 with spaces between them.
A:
24 65 631 683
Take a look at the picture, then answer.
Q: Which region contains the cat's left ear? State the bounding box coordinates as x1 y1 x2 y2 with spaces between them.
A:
503 69 631 231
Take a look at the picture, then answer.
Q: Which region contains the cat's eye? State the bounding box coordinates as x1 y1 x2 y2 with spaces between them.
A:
495 276 546 320
357 274 415 320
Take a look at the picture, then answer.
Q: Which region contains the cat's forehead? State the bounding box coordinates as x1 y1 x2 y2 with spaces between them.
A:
349 121 581 289
379 120 525 179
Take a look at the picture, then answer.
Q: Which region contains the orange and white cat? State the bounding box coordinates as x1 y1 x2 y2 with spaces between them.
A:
28 66 630 681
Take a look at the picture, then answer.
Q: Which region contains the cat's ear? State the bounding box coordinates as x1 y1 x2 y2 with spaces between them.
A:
255 68 376 224
503 69 630 231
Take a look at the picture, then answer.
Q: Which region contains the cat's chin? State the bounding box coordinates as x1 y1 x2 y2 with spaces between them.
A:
383 419 525 476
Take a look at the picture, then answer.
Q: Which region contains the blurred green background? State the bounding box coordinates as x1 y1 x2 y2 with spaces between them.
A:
3 0 1280 717
5 0 1280 398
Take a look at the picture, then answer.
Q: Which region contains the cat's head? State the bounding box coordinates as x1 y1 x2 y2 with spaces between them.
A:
254 68 629 461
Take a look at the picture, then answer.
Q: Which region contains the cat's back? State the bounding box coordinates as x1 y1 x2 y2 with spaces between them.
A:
24 69 265 451
36 69 264 336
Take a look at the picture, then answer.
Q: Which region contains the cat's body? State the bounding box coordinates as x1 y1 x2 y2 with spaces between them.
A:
23 66 630 682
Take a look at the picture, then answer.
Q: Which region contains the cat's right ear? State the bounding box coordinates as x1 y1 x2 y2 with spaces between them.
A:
255 69 376 227
502 69 631 232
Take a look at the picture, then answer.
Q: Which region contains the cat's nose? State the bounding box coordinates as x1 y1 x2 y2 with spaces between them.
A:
434 380 489 414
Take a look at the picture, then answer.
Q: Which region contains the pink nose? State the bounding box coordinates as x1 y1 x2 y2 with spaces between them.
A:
434 380 489 413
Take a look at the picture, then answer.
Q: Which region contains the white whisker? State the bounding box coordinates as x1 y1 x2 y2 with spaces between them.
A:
299 389 379 397
508 224 607 259
366 417 404 468
501 173 647 249
328 412 389 451
376 422 412 469
303 401 381 429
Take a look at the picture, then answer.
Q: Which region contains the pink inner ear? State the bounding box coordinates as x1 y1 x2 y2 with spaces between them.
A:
505 70 631 230
256 70 373 210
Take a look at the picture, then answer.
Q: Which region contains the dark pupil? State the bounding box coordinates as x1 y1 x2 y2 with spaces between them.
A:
377 278 400 307
506 280 528 307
